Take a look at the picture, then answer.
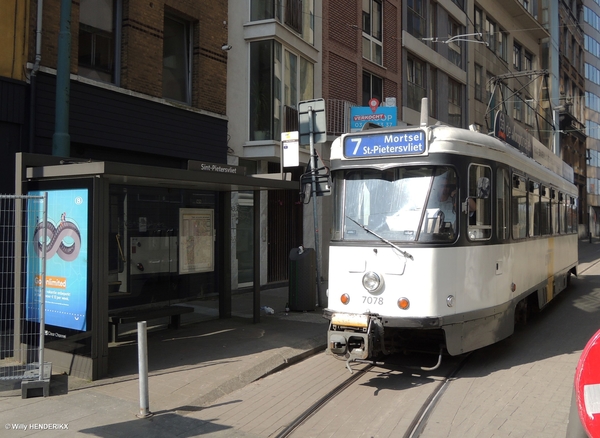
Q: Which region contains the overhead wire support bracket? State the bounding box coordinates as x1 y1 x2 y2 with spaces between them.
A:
422 33 489 46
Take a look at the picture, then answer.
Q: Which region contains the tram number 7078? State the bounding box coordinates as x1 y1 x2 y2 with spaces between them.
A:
363 296 383 305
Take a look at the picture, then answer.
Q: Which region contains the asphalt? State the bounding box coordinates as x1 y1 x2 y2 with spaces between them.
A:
1 240 600 437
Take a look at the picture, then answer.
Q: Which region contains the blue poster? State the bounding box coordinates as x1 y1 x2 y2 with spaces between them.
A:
26 189 89 331
350 106 398 132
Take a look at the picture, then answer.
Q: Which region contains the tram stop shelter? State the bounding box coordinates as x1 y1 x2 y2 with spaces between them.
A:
13 152 298 381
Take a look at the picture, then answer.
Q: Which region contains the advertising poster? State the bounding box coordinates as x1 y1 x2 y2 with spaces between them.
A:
350 101 398 132
26 189 89 331
179 208 214 274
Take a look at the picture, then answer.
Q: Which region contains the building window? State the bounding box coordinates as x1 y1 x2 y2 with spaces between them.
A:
408 0 426 40
362 71 383 106
250 40 314 141
162 15 192 104
542 0 549 27
407 56 426 111
362 0 382 64
428 1 437 49
78 0 120 84
451 0 464 10
448 78 462 127
284 0 302 33
487 72 496 123
475 64 483 101
513 42 522 71
485 17 497 52
498 30 508 62
524 51 532 71
474 7 482 36
448 18 463 68
429 67 437 118
251 0 275 20
250 40 275 141
525 98 535 126
251 0 314 44
519 0 532 14
513 95 523 121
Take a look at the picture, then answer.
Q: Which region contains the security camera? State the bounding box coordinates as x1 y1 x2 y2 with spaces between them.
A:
221 44 232 51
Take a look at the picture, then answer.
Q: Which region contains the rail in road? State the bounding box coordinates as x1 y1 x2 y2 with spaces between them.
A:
177 267 599 437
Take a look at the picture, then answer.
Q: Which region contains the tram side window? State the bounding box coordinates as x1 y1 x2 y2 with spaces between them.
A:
539 185 551 235
496 168 510 240
560 193 567 234
568 197 577 233
512 175 527 239
550 189 559 235
529 180 540 237
467 164 492 240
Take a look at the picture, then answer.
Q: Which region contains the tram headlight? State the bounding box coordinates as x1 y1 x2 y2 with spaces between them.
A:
362 271 383 293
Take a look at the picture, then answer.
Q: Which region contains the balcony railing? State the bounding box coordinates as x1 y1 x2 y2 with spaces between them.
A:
326 99 356 136
284 99 389 138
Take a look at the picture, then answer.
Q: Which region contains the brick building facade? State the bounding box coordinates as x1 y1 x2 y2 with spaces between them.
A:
0 0 230 177
322 0 402 117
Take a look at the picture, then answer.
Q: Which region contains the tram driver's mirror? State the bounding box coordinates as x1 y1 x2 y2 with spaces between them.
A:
476 177 490 199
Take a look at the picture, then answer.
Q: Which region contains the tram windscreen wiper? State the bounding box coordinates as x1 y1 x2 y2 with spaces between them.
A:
346 216 414 261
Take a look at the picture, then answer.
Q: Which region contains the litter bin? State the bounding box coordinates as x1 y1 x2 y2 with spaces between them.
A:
289 246 316 311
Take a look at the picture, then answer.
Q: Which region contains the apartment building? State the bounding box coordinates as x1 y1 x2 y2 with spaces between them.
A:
466 0 550 142
584 0 600 235
559 0 588 233
226 1 323 291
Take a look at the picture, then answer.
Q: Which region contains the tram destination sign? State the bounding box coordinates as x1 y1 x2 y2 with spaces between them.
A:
343 129 426 158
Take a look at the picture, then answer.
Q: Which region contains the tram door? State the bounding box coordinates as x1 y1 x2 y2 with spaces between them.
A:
464 165 496 308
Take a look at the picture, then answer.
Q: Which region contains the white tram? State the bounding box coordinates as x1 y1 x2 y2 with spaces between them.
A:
324 103 578 367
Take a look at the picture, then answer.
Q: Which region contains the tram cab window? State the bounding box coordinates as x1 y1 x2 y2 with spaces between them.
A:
467 164 491 240
338 166 457 243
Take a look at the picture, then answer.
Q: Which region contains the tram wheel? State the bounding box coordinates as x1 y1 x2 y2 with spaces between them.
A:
515 298 528 326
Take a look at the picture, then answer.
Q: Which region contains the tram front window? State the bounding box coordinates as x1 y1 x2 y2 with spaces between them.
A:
339 166 457 242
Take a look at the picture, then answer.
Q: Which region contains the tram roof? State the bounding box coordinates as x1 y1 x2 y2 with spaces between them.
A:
17 153 298 192
331 124 575 192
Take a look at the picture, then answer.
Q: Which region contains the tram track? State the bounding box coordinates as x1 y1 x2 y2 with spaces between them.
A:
275 363 374 438
275 352 472 438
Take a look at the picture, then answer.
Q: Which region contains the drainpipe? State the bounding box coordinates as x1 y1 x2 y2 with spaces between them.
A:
52 0 72 157
29 0 43 153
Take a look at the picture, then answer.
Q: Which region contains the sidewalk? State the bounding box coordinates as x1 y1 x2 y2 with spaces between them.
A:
2 241 600 437
0 286 329 435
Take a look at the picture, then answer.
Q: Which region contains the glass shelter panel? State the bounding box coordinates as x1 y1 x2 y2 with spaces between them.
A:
108 185 218 311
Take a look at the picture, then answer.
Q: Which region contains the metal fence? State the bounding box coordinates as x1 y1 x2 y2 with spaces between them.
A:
0 193 48 383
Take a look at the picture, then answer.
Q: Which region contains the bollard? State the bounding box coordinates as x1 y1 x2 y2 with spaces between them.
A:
590 232 593 244
137 321 152 418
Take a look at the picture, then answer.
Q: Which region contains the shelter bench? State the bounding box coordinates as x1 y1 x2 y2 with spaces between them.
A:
108 305 194 342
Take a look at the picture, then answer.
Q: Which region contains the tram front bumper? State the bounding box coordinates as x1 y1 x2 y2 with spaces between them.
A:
328 330 370 360
328 313 372 360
